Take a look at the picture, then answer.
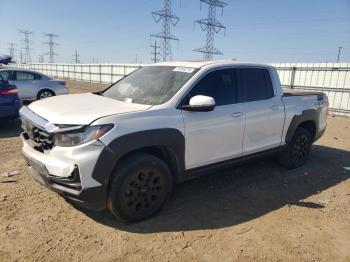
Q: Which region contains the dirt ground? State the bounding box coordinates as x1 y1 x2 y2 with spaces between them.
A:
0 80 349 262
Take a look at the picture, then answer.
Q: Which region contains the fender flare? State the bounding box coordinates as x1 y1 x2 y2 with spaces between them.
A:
90 128 185 200
285 109 318 144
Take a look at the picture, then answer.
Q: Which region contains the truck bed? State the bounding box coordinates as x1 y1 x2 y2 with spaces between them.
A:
283 88 325 101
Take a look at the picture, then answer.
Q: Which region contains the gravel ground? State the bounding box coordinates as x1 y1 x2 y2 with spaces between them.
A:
0 80 349 262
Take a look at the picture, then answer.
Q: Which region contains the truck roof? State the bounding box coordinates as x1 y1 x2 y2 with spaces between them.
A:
154 60 273 69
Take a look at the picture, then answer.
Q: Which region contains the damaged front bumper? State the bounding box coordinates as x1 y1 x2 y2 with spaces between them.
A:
21 133 108 211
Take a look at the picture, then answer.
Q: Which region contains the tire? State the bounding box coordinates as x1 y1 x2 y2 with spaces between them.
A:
37 89 55 100
108 153 173 223
279 127 312 169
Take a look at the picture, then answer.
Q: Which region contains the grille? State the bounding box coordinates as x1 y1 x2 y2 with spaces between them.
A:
22 119 54 151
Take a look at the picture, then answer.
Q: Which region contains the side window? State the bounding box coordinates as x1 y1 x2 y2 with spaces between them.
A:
0 71 13 81
15 71 35 81
186 69 238 106
237 68 274 102
34 74 42 80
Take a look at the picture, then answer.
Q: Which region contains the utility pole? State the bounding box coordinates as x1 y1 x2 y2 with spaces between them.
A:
151 0 180 61
38 54 44 63
20 50 23 64
73 50 80 63
19 30 33 63
8 43 16 62
151 41 161 63
337 46 343 63
194 0 227 60
43 33 59 63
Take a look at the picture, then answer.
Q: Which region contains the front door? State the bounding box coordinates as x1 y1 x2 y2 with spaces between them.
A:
181 68 245 170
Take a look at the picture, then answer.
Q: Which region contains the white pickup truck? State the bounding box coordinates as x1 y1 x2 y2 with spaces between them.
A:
20 61 328 222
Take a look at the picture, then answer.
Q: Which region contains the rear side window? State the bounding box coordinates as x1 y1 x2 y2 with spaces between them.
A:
186 69 238 106
15 71 35 81
34 74 42 80
237 68 274 102
0 71 13 81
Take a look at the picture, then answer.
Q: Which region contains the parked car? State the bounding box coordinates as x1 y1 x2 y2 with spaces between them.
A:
19 61 328 222
0 68 68 101
0 55 12 65
0 75 21 121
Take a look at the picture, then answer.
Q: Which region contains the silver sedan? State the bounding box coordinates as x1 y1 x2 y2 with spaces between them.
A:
0 68 68 100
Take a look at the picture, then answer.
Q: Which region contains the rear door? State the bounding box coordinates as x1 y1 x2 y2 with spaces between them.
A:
12 71 40 100
238 68 285 154
181 68 245 169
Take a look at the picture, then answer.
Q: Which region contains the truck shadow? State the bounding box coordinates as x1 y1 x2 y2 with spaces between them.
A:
79 145 350 233
0 119 22 139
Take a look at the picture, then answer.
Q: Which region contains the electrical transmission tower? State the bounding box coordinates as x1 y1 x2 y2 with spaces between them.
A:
19 30 33 63
194 0 227 60
150 41 161 63
73 50 80 63
8 43 16 62
151 0 179 61
44 33 59 63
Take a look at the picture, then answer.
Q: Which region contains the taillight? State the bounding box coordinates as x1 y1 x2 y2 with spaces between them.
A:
58 81 66 86
0 86 18 95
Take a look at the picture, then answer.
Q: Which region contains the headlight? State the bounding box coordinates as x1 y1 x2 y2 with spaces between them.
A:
54 124 114 147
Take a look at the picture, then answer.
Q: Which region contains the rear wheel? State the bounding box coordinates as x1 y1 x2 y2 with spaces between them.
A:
279 127 312 168
108 153 173 222
37 89 55 100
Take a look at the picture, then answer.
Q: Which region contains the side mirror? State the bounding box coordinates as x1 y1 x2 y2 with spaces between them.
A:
179 95 215 112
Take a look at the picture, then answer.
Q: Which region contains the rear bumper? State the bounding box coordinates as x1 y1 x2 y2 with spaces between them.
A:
21 133 107 211
55 86 69 95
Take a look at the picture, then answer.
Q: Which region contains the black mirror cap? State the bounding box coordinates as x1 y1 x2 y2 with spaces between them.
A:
178 104 215 112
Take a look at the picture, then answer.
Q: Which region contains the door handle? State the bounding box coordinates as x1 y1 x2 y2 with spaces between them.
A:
33 81 38 84
270 105 280 110
231 112 243 118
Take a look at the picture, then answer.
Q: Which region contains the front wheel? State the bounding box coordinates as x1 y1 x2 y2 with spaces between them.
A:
279 127 312 169
108 153 173 223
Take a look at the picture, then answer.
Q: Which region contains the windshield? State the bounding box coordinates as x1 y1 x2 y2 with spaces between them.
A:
102 66 198 105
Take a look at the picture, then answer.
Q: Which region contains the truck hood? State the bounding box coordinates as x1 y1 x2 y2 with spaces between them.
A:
28 93 151 125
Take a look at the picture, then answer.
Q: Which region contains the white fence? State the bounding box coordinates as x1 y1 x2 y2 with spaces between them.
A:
15 63 142 84
14 62 350 116
271 63 350 116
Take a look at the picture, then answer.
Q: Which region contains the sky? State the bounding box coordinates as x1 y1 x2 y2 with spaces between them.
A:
1 0 350 64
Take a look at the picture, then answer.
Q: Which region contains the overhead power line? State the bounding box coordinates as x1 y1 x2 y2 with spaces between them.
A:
44 33 59 63
194 0 227 60
151 0 180 61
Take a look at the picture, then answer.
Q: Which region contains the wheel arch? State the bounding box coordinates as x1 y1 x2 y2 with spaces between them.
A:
90 128 185 202
285 109 318 144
